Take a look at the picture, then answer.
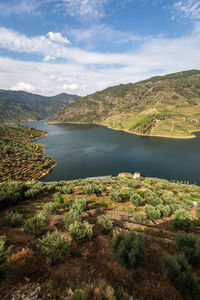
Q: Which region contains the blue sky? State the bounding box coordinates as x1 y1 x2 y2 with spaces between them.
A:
0 0 199 96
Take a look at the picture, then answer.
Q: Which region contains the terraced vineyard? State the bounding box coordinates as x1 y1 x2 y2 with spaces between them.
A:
0 175 200 299
0 125 56 181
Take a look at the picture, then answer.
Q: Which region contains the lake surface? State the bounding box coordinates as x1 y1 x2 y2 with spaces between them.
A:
23 119 200 184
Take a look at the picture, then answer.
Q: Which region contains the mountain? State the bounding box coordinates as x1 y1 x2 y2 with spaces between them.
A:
48 70 200 138
0 90 80 122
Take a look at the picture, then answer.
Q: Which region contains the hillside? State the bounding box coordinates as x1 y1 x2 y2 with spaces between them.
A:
0 90 80 123
48 70 200 138
0 125 56 181
0 175 200 299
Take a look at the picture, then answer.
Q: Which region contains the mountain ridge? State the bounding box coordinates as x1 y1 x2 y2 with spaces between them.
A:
0 89 80 123
48 70 200 139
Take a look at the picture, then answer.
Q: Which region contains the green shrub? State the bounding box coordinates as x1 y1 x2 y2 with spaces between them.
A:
196 206 200 219
63 210 81 228
157 204 171 218
69 221 92 241
23 213 47 236
5 211 23 227
43 202 58 215
162 194 176 205
0 181 26 209
109 190 123 202
145 205 161 221
63 184 73 194
93 184 104 196
191 192 200 199
72 289 87 300
54 192 64 205
163 254 200 299
137 190 144 198
133 213 147 224
172 209 193 231
111 231 145 269
144 191 161 206
130 193 142 207
176 231 200 266
0 235 12 278
70 197 87 214
172 189 179 195
39 230 69 265
127 181 139 189
169 203 180 214
83 184 94 195
97 215 113 233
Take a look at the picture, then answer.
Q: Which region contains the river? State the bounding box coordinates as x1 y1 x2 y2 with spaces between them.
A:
23 119 200 184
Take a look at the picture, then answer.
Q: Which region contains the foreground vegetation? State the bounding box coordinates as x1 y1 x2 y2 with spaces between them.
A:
0 125 56 182
49 70 200 138
0 175 200 299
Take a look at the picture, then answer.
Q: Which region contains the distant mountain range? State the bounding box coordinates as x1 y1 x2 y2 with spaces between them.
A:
48 70 200 139
0 90 80 123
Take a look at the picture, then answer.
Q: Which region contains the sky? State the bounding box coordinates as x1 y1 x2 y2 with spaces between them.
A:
0 0 200 96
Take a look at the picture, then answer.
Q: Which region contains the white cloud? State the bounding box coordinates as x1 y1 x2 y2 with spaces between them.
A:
47 32 71 44
62 83 79 91
61 0 110 19
0 0 41 16
43 55 56 61
173 0 200 20
10 81 36 92
0 19 200 97
69 24 145 49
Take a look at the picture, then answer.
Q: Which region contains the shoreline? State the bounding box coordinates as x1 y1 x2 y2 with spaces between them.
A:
46 120 199 140
29 131 57 181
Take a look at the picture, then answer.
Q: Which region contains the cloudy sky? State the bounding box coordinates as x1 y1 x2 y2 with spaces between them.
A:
0 0 200 96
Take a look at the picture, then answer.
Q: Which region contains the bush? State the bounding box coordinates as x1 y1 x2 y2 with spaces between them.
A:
196 206 200 219
63 184 73 194
109 190 123 202
169 203 180 214
172 209 193 231
191 192 200 199
69 221 92 241
43 202 58 215
130 193 142 207
72 289 87 300
157 204 171 218
133 213 147 224
145 205 161 221
163 254 200 299
0 181 26 209
176 231 200 266
97 215 113 233
83 184 94 195
39 230 69 265
70 197 87 214
0 235 12 278
63 210 81 228
54 192 64 206
144 191 161 206
162 194 176 205
5 211 23 227
23 213 47 236
111 231 145 269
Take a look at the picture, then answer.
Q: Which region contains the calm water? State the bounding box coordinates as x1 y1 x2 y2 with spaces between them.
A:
23 119 200 184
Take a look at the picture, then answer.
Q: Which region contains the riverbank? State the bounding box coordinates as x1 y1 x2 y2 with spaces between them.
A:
47 120 197 139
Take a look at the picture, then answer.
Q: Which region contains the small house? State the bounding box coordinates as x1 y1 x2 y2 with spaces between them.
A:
133 172 140 179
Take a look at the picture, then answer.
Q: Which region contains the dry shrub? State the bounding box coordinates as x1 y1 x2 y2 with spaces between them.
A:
8 248 47 280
